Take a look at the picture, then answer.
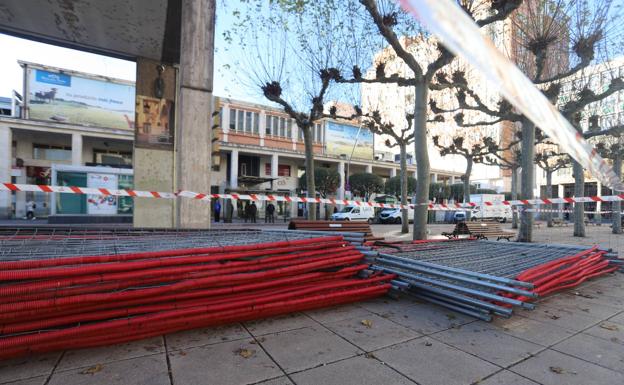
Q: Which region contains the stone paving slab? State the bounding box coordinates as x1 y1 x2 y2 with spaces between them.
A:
258 326 362 374
305 304 373 324
56 337 164 372
255 376 295 384
551 332 624 373
374 337 500 385
166 323 250 351
324 313 421 351
48 354 169 385
583 320 624 345
515 303 603 331
535 295 622 319
489 316 575 346
478 370 540 385
431 322 544 368
168 339 283 385
0 352 61 384
1 376 47 385
610 311 624 324
510 349 624 385
244 313 317 337
289 355 415 385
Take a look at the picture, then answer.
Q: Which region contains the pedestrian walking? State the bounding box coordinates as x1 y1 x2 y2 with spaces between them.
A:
249 202 258 223
266 202 276 223
214 200 221 222
25 200 36 220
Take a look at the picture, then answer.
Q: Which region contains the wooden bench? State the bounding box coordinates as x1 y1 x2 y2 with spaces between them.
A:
442 222 471 239
288 220 382 241
552 218 568 227
463 222 515 241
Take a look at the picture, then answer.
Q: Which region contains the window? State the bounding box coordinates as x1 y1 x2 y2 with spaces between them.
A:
253 112 259 134
279 117 286 137
229 109 236 130
315 123 323 142
266 115 272 135
286 119 292 139
33 144 71 161
265 164 291 177
237 110 244 131
245 111 252 133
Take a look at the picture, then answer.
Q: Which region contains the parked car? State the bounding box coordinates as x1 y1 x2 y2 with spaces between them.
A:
378 208 414 224
330 205 375 223
453 211 467 223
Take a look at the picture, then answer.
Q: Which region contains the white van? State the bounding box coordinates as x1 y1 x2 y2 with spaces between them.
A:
331 206 375 222
378 208 414 224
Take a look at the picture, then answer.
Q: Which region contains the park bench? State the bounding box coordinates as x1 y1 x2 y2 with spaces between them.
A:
288 220 382 241
464 222 515 241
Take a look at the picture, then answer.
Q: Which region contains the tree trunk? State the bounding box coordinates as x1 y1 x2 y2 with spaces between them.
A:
546 170 553 227
573 160 585 237
400 142 409 233
413 83 430 240
613 152 622 234
463 157 472 220
511 166 519 229
302 126 316 220
518 118 535 242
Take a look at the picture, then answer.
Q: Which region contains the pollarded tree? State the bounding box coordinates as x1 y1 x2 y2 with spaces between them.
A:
349 172 384 201
328 0 522 239
385 175 417 197
534 144 571 227
299 167 340 219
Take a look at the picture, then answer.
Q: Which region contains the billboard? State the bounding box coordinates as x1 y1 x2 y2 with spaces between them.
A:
86 173 118 215
26 65 135 130
325 121 374 160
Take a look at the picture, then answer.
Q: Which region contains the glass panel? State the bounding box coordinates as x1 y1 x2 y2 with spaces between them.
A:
286 119 292 139
245 111 252 133
253 112 260 134
237 110 244 131
266 116 272 135
273 116 279 134
229 109 236 130
280 117 286 137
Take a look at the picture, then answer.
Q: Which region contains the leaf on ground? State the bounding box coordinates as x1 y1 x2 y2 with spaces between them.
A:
235 348 256 358
599 323 620 331
364 352 376 359
549 366 564 374
361 319 373 328
424 341 432 347
446 314 457 320
549 314 560 320
81 364 103 375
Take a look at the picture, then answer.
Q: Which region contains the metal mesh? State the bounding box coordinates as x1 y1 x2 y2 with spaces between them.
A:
0 228 333 261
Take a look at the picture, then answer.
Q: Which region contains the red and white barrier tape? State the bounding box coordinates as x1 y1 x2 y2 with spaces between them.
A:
399 0 624 191
2 182 624 211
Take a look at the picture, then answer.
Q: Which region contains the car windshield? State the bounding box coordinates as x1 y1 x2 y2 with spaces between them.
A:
339 206 354 213
381 209 397 214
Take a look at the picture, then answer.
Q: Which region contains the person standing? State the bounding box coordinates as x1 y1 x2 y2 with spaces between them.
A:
266 202 276 223
214 200 221 222
249 202 258 223
25 200 36 220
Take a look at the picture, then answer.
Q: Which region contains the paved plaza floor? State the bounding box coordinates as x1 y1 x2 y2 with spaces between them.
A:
0 222 623 385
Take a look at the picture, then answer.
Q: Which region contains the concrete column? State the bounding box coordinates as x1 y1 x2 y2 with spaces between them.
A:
366 164 373 173
390 168 397 178
596 181 602 224
0 125 11 219
222 104 230 142
230 150 239 189
71 133 82 166
175 0 216 228
259 110 266 147
338 161 345 200
431 173 438 183
450 176 456 184
558 184 565 218
270 153 278 189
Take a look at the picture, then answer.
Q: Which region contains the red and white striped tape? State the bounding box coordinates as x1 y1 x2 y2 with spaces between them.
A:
3 182 623 211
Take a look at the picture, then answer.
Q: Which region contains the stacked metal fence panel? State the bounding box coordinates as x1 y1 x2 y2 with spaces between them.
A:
0 229 393 360
365 239 620 321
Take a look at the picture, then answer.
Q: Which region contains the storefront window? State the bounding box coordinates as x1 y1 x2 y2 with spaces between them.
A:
33 144 71 161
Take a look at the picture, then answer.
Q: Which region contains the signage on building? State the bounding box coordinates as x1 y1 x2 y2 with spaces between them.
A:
135 96 175 149
325 121 374 160
86 173 118 215
24 63 135 130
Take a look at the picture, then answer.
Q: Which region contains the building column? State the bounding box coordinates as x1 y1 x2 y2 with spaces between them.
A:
390 168 397 178
431 173 438 183
230 150 239 189
450 176 456 184
221 104 230 142
71 133 82 166
0 125 11 219
596 181 602 224
558 184 565 218
175 0 216 228
338 161 345 200
366 164 373 173
270 153 278 189
259 110 266 147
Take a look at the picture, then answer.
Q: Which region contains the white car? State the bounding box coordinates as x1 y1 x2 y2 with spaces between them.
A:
331 206 375 222
378 208 414 224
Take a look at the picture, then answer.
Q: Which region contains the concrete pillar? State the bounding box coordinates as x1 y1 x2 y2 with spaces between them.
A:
230 150 239 189
366 164 373 173
431 173 438 183
450 176 456 184
270 153 278 190
338 161 345 200
71 133 82 166
175 0 216 228
0 125 11 219
390 168 397 178
558 184 565 218
596 181 602 224
222 104 230 142
259 110 266 146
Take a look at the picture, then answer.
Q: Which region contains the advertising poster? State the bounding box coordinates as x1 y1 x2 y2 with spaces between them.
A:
27 67 135 130
86 173 118 215
135 95 175 149
325 121 374 160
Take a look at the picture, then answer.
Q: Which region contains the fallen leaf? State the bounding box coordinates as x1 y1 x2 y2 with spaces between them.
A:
424 341 432 347
599 323 620 331
81 364 103 375
446 314 457 320
235 348 256 358
549 366 564 374
178 351 187 356
364 352 376 359
549 314 560 320
361 319 373 328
